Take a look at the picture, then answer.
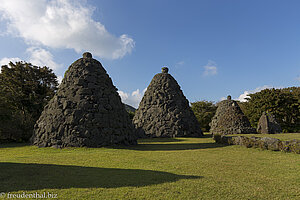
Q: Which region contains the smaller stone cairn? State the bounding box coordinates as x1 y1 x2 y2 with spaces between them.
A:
257 112 282 134
133 67 203 138
210 95 256 135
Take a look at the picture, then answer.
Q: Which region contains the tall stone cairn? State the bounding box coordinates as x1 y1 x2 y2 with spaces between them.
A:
133 67 203 138
210 95 256 135
257 112 282 134
32 52 137 148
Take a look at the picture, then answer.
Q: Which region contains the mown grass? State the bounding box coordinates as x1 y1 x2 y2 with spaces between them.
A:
0 135 299 200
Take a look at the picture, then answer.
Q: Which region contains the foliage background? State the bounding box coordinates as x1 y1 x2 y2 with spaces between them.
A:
0 62 58 142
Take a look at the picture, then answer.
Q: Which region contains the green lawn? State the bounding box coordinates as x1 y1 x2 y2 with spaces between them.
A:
0 135 299 200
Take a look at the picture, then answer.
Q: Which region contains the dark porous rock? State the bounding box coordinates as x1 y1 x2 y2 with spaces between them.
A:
210 95 256 135
161 67 169 73
289 139 300 154
213 134 230 144
133 67 203 138
214 135 300 154
257 112 282 134
31 52 137 148
83 52 92 58
281 139 300 153
249 136 262 148
259 137 282 151
239 136 252 148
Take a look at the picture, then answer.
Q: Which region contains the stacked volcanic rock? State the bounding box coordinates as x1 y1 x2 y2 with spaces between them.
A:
32 52 137 148
214 134 300 154
210 95 256 135
257 112 282 134
133 67 203 138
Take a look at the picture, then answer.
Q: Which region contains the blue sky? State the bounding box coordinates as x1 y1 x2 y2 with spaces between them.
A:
0 0 300 108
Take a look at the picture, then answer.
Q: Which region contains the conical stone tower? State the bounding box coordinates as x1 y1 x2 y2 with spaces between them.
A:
133 67 203 138
210 95 256 135
257 112 282 134
32 52 137 148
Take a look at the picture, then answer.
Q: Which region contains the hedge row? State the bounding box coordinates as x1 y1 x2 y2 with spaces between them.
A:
213 134 300 154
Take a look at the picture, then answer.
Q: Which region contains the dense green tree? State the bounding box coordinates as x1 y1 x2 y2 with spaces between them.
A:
191 101 217 132
0 61 58 141
242 88 300 133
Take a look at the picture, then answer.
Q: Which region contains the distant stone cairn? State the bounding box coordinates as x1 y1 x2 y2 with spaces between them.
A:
32 52 137 148
133 67 203 138
210 95 256 135
257 112 282 134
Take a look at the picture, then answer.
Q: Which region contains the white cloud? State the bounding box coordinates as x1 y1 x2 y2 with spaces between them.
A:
236 85 273 102
296 76 300 82
0 48 62 84
0 0 134 59
203 60 217 76
118 91 129 101
26 47 62 71
57 75 63 84
0 57 22 67
118 88 147 108
175 61 185 68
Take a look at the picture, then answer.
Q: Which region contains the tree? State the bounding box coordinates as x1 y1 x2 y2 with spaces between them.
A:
0 61 58 141
242 88 300 133
191 101 217 132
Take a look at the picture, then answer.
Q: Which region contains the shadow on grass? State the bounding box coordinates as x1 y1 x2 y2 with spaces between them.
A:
114 142 226 151
0 162 202 192
201 134 213 138
138 138 185 143
0 142 30 148
139 135 213 143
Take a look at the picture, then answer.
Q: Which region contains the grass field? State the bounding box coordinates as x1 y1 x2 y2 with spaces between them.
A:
0 134 299 200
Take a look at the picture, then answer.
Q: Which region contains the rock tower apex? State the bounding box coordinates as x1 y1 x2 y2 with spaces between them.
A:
83 52 92 58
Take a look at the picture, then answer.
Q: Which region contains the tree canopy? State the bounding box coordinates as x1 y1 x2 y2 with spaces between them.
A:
0 61 58 141
242 87 300 133
191 100 217 132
